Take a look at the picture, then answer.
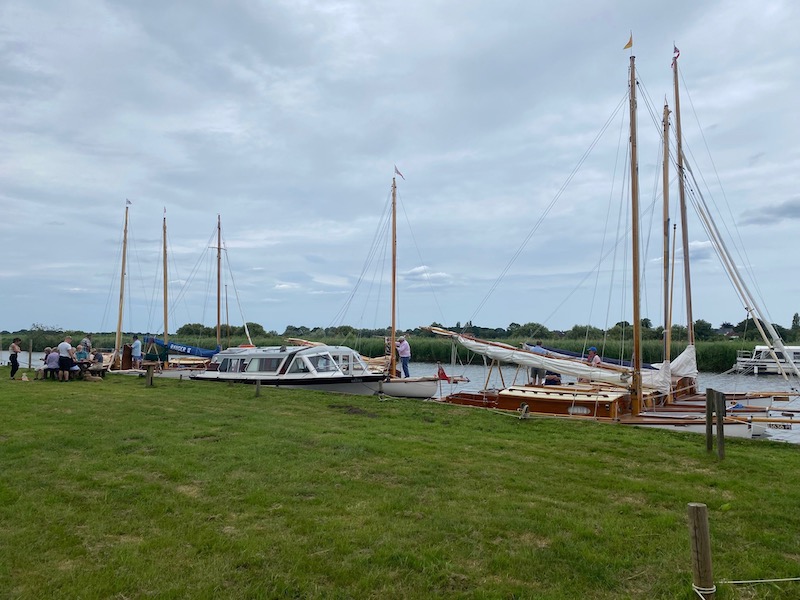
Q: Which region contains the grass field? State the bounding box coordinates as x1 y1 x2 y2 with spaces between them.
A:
2 367 799 599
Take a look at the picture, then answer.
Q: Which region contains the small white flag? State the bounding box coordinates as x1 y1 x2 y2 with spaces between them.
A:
394 165 405 180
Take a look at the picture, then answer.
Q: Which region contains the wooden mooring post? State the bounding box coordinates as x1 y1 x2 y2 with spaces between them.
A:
255 380 261 397
705 388 725 460
687 502 715 599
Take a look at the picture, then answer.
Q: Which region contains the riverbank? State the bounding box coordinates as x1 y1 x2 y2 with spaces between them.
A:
2 371 800 598
0 337 763 373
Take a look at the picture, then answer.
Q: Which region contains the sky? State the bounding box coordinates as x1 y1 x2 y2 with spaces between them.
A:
2 0 799 337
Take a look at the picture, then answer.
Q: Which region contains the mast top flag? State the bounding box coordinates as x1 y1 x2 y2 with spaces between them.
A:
623 33 633 49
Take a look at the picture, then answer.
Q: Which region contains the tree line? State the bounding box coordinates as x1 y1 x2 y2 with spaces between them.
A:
5 314 800 352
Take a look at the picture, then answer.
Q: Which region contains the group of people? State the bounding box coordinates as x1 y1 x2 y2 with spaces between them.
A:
33 334 105 381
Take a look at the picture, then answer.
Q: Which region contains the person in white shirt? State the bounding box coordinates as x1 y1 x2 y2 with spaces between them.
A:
131 335 142 369
395 336 412 378
57 335 76 381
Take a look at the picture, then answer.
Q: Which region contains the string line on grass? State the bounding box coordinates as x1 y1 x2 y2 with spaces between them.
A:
719 576 800 585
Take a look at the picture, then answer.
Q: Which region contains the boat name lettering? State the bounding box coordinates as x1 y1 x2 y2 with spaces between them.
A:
768 423 793 430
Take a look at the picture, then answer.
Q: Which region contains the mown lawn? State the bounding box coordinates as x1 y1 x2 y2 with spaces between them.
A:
1 367 799 599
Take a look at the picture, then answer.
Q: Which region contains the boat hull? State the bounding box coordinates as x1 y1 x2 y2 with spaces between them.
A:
378 377 440 399
191 372 387 396
441 385 628 418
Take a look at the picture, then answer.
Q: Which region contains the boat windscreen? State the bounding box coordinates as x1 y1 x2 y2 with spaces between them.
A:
307 354 338 373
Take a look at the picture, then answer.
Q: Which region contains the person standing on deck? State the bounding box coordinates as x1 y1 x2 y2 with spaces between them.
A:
529 340 547 385
578 346 602 383
131 335 142 369
9 337 22 379
395 336 412 378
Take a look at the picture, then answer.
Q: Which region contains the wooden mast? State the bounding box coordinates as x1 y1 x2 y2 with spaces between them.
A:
673 52 695 344
661 103 672 363
216 214 221 349
628 55 643 414
162 210 169 350
389 177 398 377
661 102 673 403
114 203 129 367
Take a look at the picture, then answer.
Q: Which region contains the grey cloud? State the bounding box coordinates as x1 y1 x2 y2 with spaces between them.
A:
740 197 800 225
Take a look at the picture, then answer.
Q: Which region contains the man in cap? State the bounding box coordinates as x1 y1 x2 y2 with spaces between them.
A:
395 335 412 378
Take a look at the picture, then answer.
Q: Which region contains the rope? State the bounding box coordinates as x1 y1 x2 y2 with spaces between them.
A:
691 583 716 598
691 574 800 597
720 576 800 585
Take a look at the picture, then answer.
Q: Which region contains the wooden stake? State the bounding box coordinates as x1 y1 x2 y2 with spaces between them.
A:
705 389 714 452
687 502 715 599
715 392 726 460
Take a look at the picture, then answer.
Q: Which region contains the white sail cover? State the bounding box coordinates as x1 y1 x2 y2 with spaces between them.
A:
659 344 698 379
443 333 671 393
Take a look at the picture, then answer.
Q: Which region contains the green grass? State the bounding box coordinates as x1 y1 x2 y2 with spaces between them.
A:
2 367 800 599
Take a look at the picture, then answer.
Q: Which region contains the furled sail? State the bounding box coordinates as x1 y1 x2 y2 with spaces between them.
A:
428 327 672 393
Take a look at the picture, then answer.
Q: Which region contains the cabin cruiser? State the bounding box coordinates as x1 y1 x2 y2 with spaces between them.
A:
734 345 800 375
191 344 385 394
191 344 390 395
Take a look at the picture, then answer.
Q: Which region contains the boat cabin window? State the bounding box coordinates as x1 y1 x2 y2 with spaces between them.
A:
307 354 337 373
333 354 351 374
247 357 283 373
775 352 785 360
287 357 311 373
793 352 800 361
218 358 247 373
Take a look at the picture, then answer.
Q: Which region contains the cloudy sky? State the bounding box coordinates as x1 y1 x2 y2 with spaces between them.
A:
2 0 799 338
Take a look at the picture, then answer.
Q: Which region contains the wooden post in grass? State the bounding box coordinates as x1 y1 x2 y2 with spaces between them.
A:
255 380 261 397
687 502 715 599
705 389 714 452
28 339 33 369
705 389 725 459
145 364 155 387
714 392 726 460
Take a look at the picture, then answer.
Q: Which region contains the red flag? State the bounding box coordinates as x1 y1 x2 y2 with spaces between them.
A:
437 364 450 381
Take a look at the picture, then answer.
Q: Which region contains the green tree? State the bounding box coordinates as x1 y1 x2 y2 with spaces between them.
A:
245 322 266 337
283 325 310 337
176 323 213 337
693 319 716 341
564 324 604 340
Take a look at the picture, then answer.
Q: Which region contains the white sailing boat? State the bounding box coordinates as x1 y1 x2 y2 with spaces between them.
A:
374 174 442 399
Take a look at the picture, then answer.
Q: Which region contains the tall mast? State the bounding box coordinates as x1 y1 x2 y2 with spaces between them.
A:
216 214 221 349
162 210 169 348
629 55 642 414
390 177 398 377
114 203 129 365
673 53 695 344
661 102 672 363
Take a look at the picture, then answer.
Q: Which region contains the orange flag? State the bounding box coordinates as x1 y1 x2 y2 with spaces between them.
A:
623 34 633 49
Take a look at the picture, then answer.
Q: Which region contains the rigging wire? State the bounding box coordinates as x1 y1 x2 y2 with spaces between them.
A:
327 187 393 331
396 185 451 328
677 69 775 325
465 93 630 328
